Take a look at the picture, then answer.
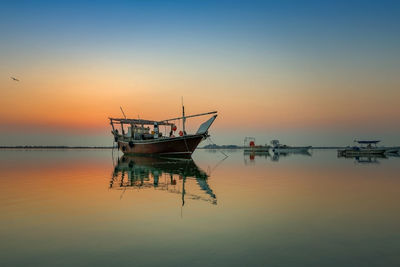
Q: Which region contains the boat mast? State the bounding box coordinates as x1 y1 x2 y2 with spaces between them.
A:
182 97 186 135
120 106 127 135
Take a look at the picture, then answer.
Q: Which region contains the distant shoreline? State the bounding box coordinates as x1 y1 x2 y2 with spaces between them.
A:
198 147 344 149
0 145 345 150
0 146 113 149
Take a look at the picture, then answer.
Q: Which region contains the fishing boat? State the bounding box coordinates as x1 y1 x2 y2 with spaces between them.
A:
338 140 386 157
109 105 217 157
270 140 311 153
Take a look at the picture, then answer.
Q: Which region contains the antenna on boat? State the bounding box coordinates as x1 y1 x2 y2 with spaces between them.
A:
120 106 127 119
182 97 186 135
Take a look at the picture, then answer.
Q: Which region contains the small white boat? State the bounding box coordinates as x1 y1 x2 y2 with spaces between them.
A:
270 140 311 153
338 140 386 157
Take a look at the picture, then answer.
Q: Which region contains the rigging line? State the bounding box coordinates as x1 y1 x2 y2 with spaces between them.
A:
208 154 228 175
120 106 127 119
120 186 127 200
208 136 229 158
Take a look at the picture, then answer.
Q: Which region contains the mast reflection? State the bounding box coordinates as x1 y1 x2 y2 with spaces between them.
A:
110 155 217 205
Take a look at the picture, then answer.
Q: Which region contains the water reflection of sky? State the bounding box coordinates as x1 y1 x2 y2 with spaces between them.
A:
1 149 400 266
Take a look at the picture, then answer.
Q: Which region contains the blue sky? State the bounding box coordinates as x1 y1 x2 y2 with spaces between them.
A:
1 0 399 146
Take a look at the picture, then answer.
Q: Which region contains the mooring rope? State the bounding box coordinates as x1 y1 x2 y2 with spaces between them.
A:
208 136 228 158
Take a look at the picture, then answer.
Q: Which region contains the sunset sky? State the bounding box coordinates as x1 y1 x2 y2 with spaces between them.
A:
1 0 399 146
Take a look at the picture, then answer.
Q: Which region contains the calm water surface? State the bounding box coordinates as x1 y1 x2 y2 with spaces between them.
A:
1 149 400 266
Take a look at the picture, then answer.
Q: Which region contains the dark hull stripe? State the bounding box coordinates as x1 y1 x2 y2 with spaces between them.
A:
118 134 204 157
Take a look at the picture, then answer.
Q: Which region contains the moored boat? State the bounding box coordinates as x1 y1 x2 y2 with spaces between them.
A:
109 105 217 158
270 140 311 153
354 140 399 154
338 140 386 157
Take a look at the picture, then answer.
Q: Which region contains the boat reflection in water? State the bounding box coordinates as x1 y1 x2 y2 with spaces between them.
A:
243 151 270 165
271 150 312 162
110 155 217 205
338 154 389 164
244 149 312 164
338 149 400 164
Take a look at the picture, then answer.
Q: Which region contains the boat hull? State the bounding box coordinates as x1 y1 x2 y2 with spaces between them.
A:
380 147 400 154
272 146 311 153
117 134 205 157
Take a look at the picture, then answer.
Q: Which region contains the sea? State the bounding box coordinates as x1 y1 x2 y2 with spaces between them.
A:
1 149 399 266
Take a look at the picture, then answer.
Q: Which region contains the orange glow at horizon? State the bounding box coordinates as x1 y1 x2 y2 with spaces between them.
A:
1 57 400 135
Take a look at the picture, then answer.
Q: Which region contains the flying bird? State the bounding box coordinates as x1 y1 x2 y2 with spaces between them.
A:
11 77 20 82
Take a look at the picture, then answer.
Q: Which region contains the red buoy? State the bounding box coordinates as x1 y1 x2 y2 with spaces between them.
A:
249 141 255 147
179 131 184 136
172 125 177 131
